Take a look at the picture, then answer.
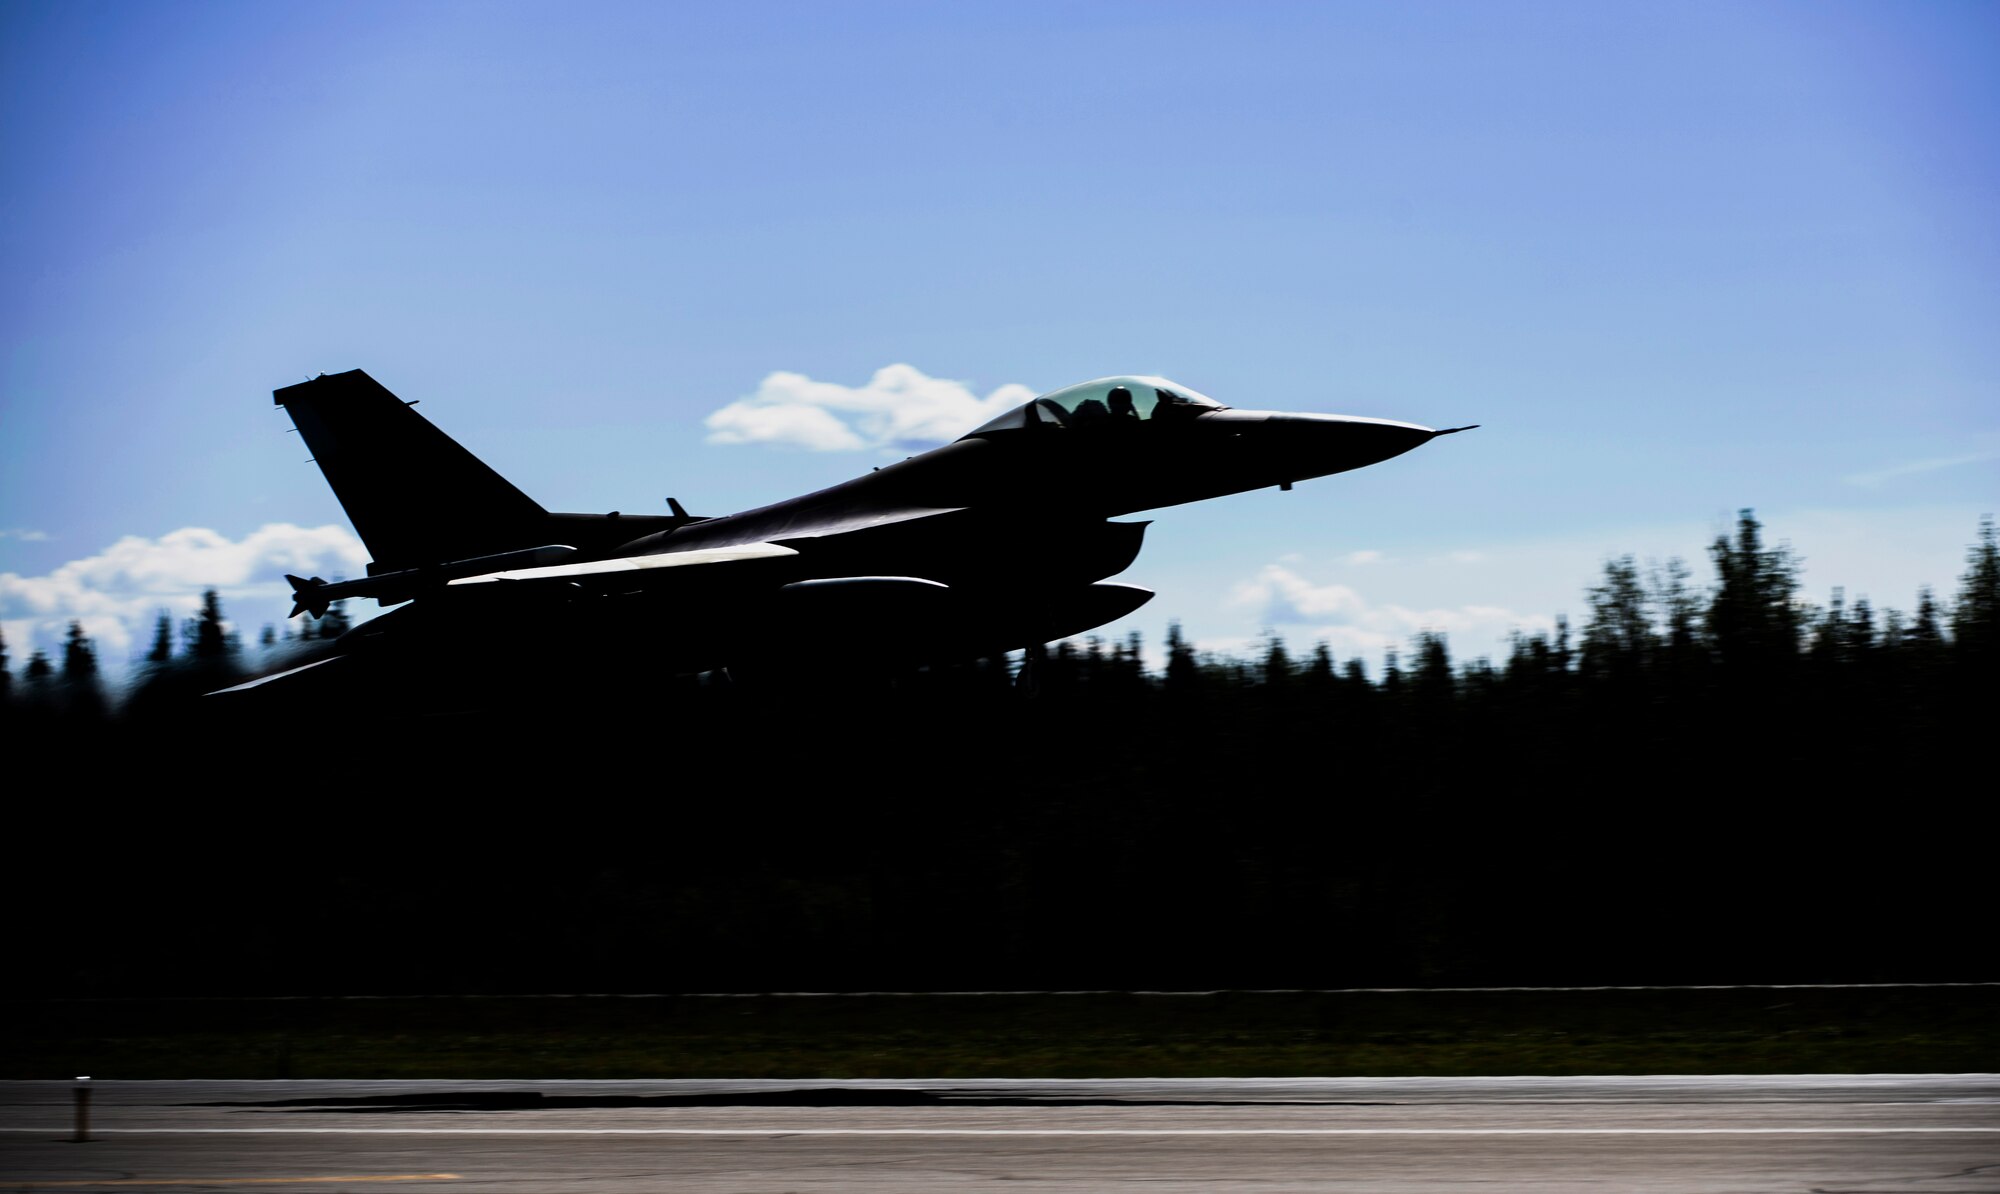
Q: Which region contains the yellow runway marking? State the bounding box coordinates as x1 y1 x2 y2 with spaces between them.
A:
9 1177 459 1188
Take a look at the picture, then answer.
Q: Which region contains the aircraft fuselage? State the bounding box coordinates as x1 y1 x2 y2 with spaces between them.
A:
250 371 1468 692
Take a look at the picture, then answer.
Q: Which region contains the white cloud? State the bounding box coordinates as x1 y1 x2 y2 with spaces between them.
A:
0 528 50 541
1227 562 1555 662
1342 549 1384 565
705 364 1038 452
0 523 367 663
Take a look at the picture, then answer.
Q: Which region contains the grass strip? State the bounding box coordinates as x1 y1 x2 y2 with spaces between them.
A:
7 987 1995 1079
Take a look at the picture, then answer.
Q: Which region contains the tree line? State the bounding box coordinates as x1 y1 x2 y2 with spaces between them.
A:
10 510 1992 719
2 590 350 719
9 511 1995 995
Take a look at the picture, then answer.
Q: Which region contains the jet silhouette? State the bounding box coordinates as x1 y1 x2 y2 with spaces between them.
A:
237 370 1470 694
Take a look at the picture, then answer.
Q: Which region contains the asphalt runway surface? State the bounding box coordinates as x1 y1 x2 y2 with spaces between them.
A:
4 1076 1996 1192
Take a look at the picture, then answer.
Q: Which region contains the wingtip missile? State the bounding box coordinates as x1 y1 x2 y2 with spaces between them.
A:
286 574 330 619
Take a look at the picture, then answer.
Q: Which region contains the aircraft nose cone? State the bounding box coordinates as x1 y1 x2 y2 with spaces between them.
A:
1261 412 1441 480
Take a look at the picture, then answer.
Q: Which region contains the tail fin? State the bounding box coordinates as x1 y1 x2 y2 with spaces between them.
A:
275 370 548 572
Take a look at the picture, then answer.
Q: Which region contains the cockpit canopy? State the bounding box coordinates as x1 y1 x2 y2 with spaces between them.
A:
962 376 1227 437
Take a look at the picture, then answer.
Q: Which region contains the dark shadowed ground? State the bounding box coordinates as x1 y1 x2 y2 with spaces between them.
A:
9 987 1995 1080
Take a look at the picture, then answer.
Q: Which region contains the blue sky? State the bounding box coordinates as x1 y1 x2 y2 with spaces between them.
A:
3 0 1994 676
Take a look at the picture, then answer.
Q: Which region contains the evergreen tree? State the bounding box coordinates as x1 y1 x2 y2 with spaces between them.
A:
1380 647 1403 700
1260 633 1294 690
1705 509 1803 678
1808 587 1849 668
1410 631 1455 709
1648 555 1704 696
1908 586 1946 668
1459 656 1499 699
1501 616 1574 724
1805 588 1865 721
1580 556 1655 682
1879 606 1905 652
1163 620 1198 694
61 621 98 681
1951 515 1998 669
159 588 247 695
1336 657 1380 745
1303 641 1335 696
1844 594 1882 709
0 623 10 704
127 612 176 715
187 589 233 660
58 620 106 718
1120 630 1146 690
1849 596 1877 655
1083 635 1107 686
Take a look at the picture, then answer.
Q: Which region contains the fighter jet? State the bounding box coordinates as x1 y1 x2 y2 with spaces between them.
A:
240 369 1470 693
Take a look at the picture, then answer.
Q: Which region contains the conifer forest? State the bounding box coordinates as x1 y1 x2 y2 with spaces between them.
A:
10 512 1995 996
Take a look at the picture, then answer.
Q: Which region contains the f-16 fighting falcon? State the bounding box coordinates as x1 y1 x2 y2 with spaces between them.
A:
232 370 1471 695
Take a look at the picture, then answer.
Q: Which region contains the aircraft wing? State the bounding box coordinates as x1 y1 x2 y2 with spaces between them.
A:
448 542 800 587
760 504 969 542
285 505 976 620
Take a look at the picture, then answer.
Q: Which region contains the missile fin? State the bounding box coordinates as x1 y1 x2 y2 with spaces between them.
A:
286 574 331 619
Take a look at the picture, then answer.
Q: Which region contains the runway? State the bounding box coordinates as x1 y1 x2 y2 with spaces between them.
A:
4 1076 1997 1191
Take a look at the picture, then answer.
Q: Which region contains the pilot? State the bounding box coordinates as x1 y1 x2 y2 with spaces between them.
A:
1152 387 1192 419
1107 386 1138 420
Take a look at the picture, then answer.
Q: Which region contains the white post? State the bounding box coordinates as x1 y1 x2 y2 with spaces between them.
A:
72 1076 91 1143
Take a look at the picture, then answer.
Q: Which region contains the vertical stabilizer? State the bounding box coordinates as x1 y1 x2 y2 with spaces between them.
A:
275 370 548 571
